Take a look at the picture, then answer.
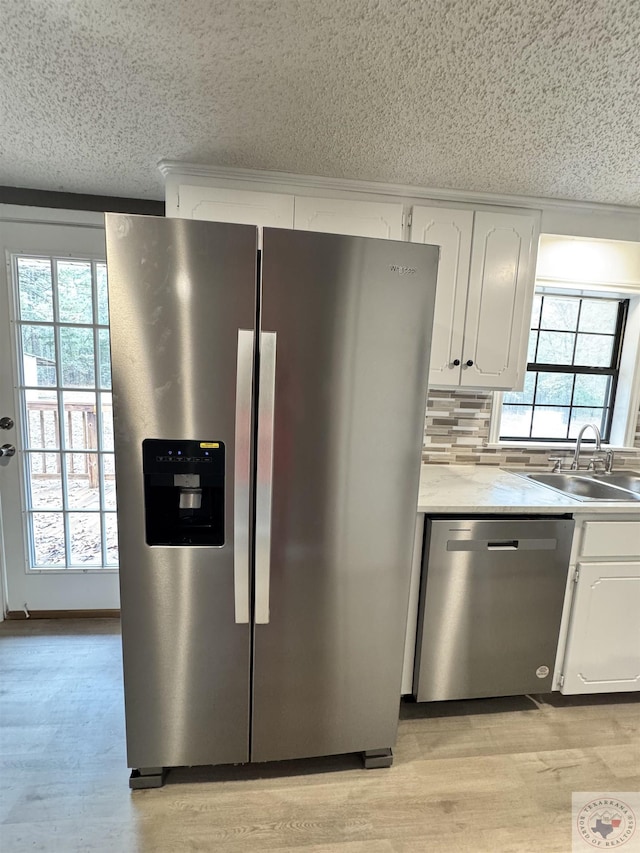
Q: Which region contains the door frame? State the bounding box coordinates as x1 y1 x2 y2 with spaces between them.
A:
0 204 118 614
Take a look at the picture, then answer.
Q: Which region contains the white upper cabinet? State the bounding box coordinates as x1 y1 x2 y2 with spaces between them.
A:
293 196 404 240
410 207 473 386
462 211 538 388
411 206 539 390
171 185 295 230
164 172 540 392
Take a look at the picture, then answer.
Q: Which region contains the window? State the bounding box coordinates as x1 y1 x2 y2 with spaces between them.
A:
14 255 118 569
500 293 628 443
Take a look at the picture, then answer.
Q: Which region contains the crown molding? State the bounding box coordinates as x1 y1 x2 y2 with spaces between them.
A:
157 160 640 217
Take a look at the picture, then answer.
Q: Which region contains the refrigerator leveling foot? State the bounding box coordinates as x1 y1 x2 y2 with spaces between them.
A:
129 767 167 789
363 748 393 769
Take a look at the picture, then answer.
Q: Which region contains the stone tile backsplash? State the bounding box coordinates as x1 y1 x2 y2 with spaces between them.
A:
422 389 640 469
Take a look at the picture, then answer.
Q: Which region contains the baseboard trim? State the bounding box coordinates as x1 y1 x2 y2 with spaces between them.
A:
5 609 120 620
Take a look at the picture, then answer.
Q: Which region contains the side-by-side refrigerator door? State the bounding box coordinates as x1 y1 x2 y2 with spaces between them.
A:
105 214 257 770
252 229 438 762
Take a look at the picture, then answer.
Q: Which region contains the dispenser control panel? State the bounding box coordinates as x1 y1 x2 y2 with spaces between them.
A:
143 439 225 475
142 439 225 547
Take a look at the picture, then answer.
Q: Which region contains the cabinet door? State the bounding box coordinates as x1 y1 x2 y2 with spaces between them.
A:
174 185 295 229
561 561 640 694
410 207 473 386
461 211 539 389
294 196 404 239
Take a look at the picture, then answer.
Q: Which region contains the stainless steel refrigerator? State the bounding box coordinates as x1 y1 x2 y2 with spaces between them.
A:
105 214 438 787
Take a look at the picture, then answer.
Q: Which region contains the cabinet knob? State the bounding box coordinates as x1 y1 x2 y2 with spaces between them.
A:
466 359 474 367
452 359 460 367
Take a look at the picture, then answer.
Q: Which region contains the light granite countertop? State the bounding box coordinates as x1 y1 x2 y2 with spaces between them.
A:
417 465 640 515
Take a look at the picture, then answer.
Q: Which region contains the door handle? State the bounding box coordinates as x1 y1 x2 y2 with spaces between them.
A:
233 330 254 624
0 444 16 458
255 331 277 625
0 417 14 430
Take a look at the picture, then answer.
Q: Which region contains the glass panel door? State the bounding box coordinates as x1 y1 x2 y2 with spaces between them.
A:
16 256 118 570
0 216 118 613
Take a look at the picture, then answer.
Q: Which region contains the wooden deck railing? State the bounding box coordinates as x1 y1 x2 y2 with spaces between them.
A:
27 401 104 488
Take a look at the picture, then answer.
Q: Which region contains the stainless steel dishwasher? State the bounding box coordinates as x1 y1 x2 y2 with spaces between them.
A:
413 516 574 701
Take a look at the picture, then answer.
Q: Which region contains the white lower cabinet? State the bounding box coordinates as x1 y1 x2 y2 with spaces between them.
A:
559 519 640 694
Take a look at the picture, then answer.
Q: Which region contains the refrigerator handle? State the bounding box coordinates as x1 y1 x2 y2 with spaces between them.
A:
234 329 254 624
255 331 277 625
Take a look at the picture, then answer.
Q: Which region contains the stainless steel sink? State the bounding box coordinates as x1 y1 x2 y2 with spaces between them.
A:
591 472 640 494
505 470 640 501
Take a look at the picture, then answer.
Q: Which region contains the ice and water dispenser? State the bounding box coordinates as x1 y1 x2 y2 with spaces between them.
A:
142 439 225 546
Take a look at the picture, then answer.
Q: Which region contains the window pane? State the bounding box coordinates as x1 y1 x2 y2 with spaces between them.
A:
18 258 53 321
57 261 93 324
98 329 112 389
501 405 532 437
103 454 116 509
540 297 579 331
27 453 62 510
527 331 538 363
59 327 95 386
62 391 97 450
105 513 119 565
96 263 109 325
65 453 100 509
101 393 114 451
503 371 536 405
68 513 102 565
530 294 542 328
569 408 605 439
573 374 610 408
25 392 58 449
531 406 570 439
574 333 614 367
536 372 574 406
22 325 56 386
536 331 575 364
579 299 619 334
31 512 65 567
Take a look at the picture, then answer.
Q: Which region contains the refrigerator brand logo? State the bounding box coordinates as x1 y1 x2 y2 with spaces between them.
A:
389 265 417 276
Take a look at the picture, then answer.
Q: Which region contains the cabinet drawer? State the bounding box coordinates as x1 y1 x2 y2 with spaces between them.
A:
581 521 640 558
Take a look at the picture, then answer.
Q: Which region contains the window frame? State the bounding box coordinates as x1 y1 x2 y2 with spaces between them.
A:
12 252 118 571
497 288 630 447
484 278 640 452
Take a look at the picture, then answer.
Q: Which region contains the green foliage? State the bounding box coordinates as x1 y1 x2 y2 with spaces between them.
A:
17 258 110 390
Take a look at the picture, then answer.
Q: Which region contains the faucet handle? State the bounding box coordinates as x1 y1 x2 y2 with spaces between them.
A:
548 456 567 472
604 449 615 473
587 455 606 473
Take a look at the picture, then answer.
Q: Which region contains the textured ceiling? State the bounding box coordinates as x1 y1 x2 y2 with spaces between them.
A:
1 0 639 205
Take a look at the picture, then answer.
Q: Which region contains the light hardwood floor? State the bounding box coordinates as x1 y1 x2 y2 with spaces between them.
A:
0 619 638 852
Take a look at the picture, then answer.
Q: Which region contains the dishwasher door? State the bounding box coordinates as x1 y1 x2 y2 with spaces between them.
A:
413 517 574 701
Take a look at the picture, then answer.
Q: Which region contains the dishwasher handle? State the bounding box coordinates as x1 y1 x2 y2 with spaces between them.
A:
447 538 558 552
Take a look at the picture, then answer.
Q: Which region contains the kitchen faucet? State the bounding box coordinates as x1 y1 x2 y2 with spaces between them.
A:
571 423 601 470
